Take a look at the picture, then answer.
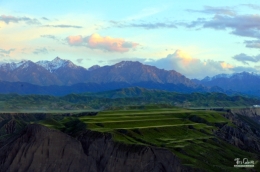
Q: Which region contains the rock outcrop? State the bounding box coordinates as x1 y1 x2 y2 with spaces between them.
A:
77 130 195 172
0 124 96 172
214 111 260 153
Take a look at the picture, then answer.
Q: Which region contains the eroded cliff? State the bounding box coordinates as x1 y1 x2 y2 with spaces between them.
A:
0 124 196 172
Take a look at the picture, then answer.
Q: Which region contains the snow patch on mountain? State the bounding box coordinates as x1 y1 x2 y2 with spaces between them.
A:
211 73 232 80
0 60 28 71
21 61 30 69
115 61 140 68
36 57 78 72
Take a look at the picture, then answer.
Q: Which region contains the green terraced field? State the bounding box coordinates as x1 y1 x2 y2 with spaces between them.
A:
38 107 259 172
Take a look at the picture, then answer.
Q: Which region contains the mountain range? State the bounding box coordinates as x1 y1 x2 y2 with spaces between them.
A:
0 57 194 86
0 57 259 97
0 57 222 95
193 72 260 97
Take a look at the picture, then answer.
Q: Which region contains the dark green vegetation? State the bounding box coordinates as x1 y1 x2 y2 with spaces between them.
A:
0 87 259 111
0 111 96 142
36 106 260 172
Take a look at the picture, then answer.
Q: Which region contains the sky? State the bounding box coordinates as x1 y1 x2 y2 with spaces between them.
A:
1 0 260 79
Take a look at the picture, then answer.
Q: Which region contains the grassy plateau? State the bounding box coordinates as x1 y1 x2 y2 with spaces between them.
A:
37 105 260 172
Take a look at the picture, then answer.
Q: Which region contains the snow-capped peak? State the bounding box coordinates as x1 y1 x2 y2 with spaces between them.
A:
201 73 232 81
211 73 232 80
0 60 28 71
231 71 260 79
202 72 260 81
36 57 77 72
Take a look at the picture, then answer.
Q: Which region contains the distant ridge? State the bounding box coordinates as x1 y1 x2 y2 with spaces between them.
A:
0 80 229 96
195 72 260 97
0 86 258 110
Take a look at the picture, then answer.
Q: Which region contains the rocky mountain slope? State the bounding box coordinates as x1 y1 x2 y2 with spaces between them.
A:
86 61 195 86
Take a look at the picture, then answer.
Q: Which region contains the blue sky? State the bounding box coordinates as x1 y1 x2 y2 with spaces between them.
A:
1 0 260 78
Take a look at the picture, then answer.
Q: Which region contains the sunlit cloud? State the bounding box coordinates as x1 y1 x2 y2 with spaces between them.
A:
220 62 233 69
66 33 139 52
66 35 83 46
87 33 138 52
146 49 235 79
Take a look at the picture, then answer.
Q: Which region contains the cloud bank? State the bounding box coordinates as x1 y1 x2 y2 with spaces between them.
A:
187 13 260 49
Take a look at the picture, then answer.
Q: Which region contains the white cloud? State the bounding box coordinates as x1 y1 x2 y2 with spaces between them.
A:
146 49 234 79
